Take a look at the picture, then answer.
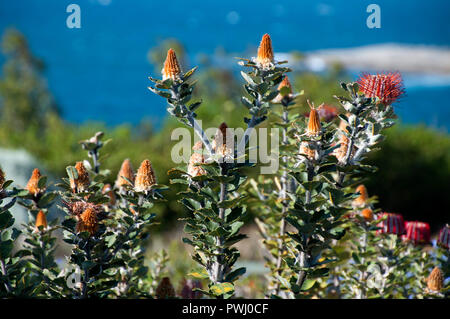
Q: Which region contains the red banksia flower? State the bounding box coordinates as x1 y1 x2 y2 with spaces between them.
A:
115 159 135 189
134 159 157 193
437 224 450 249
376 212 406 235
426 267 444 292
402 221 431 245
155 277 176 299
76 207 99 236
353 185 369 208
316 104 338 122
70 162 90 193
35 210 48 230
26 168 44 197
162 48 182 81
255 34 274 69
357 72 405 105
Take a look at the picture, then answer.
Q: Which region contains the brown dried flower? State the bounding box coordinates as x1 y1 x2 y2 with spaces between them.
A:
76 207 99 236
272 76 293 104
426 267 443 292
255 34 274 69
188 141 207 177
300 141 317 161
115 159 135 189
70 162 90 193
134 159 157 192
26 168 45 197
156 277 176 299
162 48 182 81
212 122 233 160
333 135 355 164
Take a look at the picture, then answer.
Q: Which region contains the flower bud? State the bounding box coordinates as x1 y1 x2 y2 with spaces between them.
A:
426 267 443 292
306 107 321 136
162 48 182 81
361 208 373 221
26 168 45 197
115 159 135 189
353 185 368 208
35 210 48 231
255 34 274 70
134 159 157 193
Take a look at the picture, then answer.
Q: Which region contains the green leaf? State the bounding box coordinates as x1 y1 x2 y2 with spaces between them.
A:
188 268 209 279
210 282 234 296
225 267 246 282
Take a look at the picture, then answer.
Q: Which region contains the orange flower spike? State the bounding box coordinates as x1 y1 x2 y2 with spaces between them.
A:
361 208 374 221
102 183 116 206
353 185 369 207
162 48 182 81
115 158 135 189
255 34 274 69
35 210 48 230
70 162 90 193
76 208 99 236
278 76 292 95
427 267 444 292
306 101 322 136
26 168 44 196
134 159 157 192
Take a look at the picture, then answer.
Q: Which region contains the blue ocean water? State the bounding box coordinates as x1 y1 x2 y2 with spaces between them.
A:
0 0 449 130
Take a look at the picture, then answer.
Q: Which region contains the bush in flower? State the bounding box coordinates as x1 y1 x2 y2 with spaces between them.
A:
0 34 448 299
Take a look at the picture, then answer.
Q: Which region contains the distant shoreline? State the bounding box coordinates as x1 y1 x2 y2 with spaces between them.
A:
296 43 450 75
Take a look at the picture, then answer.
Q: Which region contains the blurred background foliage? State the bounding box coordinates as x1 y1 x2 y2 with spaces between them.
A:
0 28 448 234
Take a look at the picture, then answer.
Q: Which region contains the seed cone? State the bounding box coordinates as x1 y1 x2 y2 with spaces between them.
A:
76 208 99 236
26 168 44 196
353 185 369 207
156 277 176 299
357 72 405 105
427 267 443 292
162 48 182 81
35 210 48 230
255 34 274 69
70 162 90 193
134 159 157 192
115 159 135 189
361 208 373 221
